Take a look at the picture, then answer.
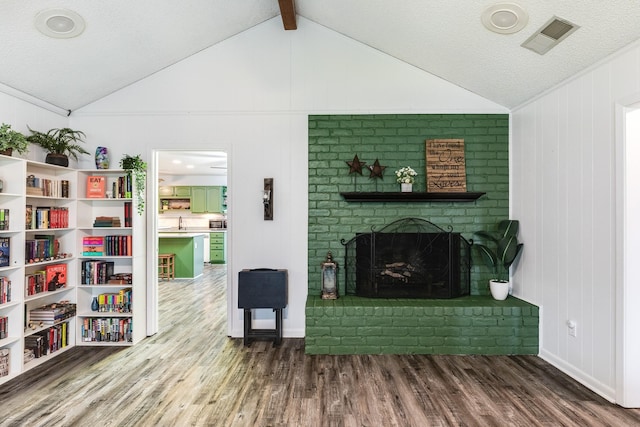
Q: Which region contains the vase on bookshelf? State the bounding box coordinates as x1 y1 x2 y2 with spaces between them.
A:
91 297 99 311
95 147 109 169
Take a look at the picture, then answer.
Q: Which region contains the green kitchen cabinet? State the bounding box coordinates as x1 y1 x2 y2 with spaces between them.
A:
210 232 225 264
191 186 222 213
206 187 222 213
191 187 206 213
159 186 191 197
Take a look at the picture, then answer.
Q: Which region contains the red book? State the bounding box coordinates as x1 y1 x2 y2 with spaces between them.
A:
86 176 106 198
45 263 67 291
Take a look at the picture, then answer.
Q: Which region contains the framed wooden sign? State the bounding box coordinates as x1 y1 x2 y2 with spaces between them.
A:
425 139 467 192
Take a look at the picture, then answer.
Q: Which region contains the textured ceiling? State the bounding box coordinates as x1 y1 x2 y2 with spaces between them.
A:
0 0 639 111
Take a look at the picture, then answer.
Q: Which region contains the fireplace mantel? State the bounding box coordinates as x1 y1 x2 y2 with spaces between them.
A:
340 192 485 202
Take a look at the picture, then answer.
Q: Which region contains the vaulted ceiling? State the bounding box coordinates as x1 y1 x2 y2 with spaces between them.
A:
1 0 639 112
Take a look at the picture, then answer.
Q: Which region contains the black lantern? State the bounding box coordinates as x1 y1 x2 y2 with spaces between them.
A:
321 251 338 299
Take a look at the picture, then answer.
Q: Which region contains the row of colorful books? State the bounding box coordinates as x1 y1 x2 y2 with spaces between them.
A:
0 209 8 230
25 263 67 297
81 260 114 285
25 206 70 230
0 276 10 304
81 317 132 343
93 289 132 313
25 235 62 263
24 321 69 359
86 175 132 199
26 176 70 198
82 235 132 256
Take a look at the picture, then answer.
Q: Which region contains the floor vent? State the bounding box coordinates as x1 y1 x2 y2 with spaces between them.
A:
521 16 579 55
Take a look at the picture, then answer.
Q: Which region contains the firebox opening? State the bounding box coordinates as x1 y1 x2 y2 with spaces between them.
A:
342 218 470 299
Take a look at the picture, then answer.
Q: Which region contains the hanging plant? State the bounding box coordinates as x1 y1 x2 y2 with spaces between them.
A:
120 154 147 215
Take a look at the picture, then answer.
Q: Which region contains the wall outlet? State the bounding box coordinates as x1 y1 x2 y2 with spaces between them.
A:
567 320 577 337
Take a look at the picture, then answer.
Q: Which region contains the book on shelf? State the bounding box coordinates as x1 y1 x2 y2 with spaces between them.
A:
45 263 67 291
0 348 8 377
25 271 46 296
108 273 132 284
0 276 11 303
82 236 105 256
0 208 8 230
0 237 9 267
25 205 34 229
28 302 76 325
93 216 121 227
124 201 132 227
86 176 106 198
25 237 66 264
0 316 7 339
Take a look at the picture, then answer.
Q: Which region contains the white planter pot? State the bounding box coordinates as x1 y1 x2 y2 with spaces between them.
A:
489 280 509 300
401 183 413 192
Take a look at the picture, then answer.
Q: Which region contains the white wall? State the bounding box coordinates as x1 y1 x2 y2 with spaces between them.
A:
0 87 69 162
71 17 506 338
512 40 640 402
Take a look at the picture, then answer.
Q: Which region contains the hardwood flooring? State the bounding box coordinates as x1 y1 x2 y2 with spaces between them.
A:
1 265 640 426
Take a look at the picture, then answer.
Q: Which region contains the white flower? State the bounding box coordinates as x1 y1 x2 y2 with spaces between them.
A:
395 166 417 184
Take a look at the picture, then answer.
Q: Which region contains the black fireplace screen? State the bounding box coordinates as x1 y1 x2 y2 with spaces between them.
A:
341 218 470 299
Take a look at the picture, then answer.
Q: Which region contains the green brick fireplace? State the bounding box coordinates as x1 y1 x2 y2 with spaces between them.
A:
306 114 539 355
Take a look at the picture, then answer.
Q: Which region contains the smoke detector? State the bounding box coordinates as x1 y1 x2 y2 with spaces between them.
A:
522 16 580 55
482 3 528 34
35 9 86 39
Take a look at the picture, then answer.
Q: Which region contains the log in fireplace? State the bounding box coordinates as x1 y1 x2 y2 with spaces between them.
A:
341 218 470 299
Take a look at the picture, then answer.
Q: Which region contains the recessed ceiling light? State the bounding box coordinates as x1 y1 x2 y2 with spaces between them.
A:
186 165 195 169
482 3 528 34
35 9 86 39
172 159 182 164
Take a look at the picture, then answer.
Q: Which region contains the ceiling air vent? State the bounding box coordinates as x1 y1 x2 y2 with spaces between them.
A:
521 16 579 55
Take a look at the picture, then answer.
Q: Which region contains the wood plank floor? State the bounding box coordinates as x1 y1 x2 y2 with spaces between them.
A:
1 264 640 426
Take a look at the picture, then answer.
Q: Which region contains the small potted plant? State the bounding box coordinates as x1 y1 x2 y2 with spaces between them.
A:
472 219 524 300
0 123 29 156
395 166 417 192
26 127 89 167
120 154 147 215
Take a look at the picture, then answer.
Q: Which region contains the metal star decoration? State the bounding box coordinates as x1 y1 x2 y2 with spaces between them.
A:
346 154 366 175
368 159 386 179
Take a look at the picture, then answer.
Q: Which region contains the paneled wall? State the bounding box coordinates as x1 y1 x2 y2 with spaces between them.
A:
511 40 640 402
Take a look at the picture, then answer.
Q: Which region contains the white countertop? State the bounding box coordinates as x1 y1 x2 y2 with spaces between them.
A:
157 228 226 233
158 232 208 238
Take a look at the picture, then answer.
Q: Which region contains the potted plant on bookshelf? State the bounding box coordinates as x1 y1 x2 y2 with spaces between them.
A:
120 154 147 215
472 219 524 300
26 127 89 167
0 123 29 156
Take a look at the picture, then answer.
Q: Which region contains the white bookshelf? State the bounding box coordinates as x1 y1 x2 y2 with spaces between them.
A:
0 157 147 385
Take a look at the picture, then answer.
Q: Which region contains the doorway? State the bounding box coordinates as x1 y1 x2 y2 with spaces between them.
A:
147 149 231 337
616 98 640 407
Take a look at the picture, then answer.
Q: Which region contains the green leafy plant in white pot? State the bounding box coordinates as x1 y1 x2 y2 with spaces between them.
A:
472 219 524 300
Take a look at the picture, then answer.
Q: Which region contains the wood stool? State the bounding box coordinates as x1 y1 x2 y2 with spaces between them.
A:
158 253 175 280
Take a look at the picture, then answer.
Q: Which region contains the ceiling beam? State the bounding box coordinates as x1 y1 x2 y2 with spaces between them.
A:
278 0 297 30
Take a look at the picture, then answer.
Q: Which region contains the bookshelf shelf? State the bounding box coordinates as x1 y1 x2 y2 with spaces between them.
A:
0 157 146 385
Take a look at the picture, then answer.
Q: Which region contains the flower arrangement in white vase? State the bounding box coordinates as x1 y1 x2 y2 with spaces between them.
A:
395 166 417 192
